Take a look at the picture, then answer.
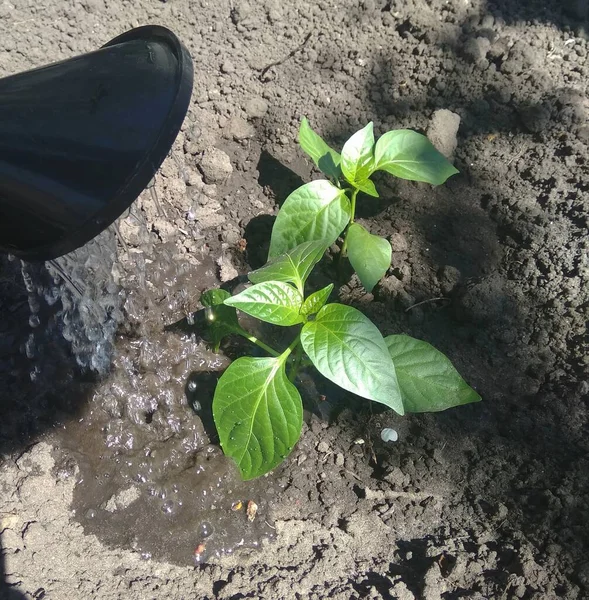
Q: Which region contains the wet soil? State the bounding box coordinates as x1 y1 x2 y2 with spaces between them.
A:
1 0 588 598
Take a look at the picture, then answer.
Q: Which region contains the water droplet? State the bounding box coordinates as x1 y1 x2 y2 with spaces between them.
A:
85 508 97 519
199 522 213 538
161 500 174 514
187 381 197 392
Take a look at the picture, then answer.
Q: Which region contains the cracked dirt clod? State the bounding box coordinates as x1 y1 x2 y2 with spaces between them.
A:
198 148 233 184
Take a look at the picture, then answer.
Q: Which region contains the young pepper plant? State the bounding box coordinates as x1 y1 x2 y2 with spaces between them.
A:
268 118 459 292
203 240 480 481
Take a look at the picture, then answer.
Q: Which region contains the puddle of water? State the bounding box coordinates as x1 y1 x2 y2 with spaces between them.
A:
40 233 277 565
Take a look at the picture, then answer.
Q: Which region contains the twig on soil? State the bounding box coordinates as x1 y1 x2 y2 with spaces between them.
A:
507 142 528 167
258 32 312 81
404 297 448 312
345 469 365 483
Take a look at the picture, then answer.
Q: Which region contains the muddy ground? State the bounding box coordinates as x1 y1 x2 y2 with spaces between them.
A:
1 0 588 598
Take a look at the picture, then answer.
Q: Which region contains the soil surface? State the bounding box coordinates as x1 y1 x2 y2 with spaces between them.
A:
1 0 588 599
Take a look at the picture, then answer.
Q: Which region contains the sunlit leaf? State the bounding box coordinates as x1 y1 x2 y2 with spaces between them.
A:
225 281 304 326
385 335 481 412
299 117 342 180
346 223 391 292
355 178 379 197
213 356 303 480
374 130 459 185
341 122 375 185
301 303 404 414
300 284 333 318
249 240 329 295
269 180 351 259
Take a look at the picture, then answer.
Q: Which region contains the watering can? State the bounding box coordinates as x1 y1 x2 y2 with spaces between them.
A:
0 25 193 261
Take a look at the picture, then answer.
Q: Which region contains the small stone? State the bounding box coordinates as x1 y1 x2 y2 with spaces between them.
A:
244 97 268 119
317 441 329 453
198 148 233 184
427 109 461 158
463 36 491 63
228 116 256 141
221 60 235 74
381 428 398 443
480 14 494 29
335 453 345 467
166 179 191 212
183 123 218 155
152 218 177 242
185 168 204 188
220 227 241 245
103 487 140 513
390 232 409 253
202 184 218 198
217 256 239 282
118 218 149 247
192 205 226 229
82 0 104 13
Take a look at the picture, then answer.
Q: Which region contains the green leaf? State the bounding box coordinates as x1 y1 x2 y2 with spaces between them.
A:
300 284 333 318
346 224 391 292
299 117 342 180
355 178 379 198
269 180 351 259
213 355 303 480
200 289 240 351
374 130 459 185
249 240 328 295
201 289 232 307
341 122 375 185
224 281 304 326
301 303 404 414
385 335 481 412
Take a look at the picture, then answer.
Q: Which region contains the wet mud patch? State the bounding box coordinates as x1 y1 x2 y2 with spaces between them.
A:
51 239 276 565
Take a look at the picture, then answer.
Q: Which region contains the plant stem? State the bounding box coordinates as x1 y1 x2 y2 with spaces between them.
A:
340 187 359 258
284 333 301 358
288 343 304 382
230 326 280 357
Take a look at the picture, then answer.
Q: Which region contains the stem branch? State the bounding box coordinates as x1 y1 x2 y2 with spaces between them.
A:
340 187 359 258
230 326 280 357
288 343 304 382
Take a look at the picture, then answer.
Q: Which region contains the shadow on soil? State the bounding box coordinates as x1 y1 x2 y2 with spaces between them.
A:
253 6 588 584
482 0 587 26
0 536 26 600
0 257 96 458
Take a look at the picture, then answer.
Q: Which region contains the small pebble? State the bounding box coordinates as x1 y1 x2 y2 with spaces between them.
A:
381 428 398 443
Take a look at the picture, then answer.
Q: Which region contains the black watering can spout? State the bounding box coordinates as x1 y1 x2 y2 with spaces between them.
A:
0 25 194 261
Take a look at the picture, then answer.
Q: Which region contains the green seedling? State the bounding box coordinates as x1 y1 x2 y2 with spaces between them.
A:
269 118 459 292
196 119 476 480
201 240 480 480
